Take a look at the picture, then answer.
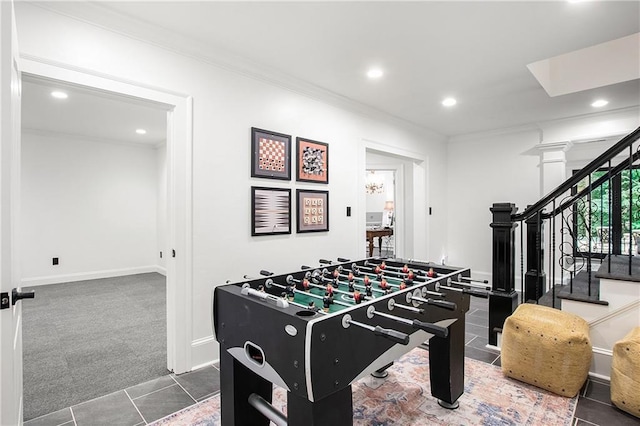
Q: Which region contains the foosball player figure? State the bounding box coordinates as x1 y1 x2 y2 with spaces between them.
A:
379 278 389 291
365 284 373 297
380 261 387 270
308 301 320 312
427 267 437 278
285 285 295 301
333 269 340 279
348 281 355 292
332 278 340 288
402 264 410 273
302 278 310 291
325 284 334 296
403 277 413 287
375 266 383 274
363 275 371 286
353 290 363 304
406 270 415 280
323 292 333 312
348 272 355 282
399 280 407 290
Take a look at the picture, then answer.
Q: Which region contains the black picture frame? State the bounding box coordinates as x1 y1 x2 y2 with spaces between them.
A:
251 186 292 236
296 137 329 184
251 127 291 180
296 189 329 233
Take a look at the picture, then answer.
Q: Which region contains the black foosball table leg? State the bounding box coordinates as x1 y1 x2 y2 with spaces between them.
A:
428 318 465 409
220 350 273 425
287 385 353 426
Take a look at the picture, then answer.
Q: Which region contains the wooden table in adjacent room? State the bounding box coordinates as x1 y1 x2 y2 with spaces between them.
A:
366 228 393 257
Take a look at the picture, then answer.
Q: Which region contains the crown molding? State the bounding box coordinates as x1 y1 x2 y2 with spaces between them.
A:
28 1 444 141
23 127 165 149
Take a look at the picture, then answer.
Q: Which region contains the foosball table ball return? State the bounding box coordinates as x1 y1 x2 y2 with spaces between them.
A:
212 257 489 426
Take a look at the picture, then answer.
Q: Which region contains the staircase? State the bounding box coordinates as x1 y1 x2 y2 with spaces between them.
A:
489 126 640 380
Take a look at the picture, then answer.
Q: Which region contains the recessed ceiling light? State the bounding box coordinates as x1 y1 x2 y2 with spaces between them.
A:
135 129 147 135
442 97 457 107
591 99 609 108
367 68 384 79
51 91 68 99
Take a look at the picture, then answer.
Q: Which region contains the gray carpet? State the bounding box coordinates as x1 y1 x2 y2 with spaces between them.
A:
22 273 168 421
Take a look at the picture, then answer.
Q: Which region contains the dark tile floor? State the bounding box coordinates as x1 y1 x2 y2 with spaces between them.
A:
24 366 221 426
25 296 637 426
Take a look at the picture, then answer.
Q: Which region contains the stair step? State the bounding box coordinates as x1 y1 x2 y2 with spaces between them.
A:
595 254 640 282
557 270 608 305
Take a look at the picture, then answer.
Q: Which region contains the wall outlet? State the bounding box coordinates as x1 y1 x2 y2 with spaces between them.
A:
52 257 59 265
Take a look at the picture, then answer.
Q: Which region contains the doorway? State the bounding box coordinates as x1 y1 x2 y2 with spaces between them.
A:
365 169 396 257
20 75 170 420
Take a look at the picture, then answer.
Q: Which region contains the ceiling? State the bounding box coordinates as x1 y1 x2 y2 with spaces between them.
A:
22 76 168 146
22 1 640 142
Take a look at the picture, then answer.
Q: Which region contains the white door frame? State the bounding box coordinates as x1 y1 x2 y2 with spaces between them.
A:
19 56 194 374
360 139 428 260
0 1 24 423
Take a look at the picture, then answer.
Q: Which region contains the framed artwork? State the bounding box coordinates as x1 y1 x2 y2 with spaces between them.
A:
251 127 291 180
297 189 329 233
251 187 292 236
296 137 329 184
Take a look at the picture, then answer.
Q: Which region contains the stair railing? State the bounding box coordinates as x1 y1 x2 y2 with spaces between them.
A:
488 126 640 347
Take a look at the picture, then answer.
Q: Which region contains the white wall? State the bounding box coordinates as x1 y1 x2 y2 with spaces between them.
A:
14 4 447 365
21 132 159 284
446 129 541 278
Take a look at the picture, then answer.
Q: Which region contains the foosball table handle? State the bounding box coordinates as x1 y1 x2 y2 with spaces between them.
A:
464 288 489 298
373 326 410 345
428 299 457 311
412 320 448 338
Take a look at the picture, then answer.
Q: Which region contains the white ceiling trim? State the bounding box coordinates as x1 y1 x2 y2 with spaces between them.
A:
23 127 166 149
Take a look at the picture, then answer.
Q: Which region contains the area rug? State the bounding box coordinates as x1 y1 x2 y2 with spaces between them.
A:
151 348 577 425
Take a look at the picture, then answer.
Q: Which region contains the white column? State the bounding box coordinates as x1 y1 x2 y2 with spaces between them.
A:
538 141 573 198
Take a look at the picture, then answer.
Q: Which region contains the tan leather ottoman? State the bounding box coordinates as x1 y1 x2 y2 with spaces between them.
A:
611 326 640 418
501 303 592 397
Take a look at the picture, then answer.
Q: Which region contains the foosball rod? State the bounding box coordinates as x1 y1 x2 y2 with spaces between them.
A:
288 274 356 298
406 292 458 311
347 264 408 284
366 306 448 338
265 279 352 307
437 283 489 299
447 278 490 290
364 260 427 276
248 393 287 426
458 276 489 284
313 270 387 295
341 314 410 345
362 261 427 281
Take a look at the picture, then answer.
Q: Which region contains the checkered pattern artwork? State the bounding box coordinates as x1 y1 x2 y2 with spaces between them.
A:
251 128 291 180
258 138 286 173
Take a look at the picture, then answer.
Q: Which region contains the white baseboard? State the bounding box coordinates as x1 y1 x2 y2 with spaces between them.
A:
590 346 613 381
191 335 219 371
21 265 164 286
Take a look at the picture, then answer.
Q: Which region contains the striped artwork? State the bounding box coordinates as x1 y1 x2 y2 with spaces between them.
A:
252 187 291 236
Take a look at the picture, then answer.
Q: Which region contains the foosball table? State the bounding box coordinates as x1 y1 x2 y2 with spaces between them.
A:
213 257 489 425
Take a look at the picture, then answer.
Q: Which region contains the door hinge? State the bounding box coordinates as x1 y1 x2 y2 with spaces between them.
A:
1 292 9 310
172 249 176 258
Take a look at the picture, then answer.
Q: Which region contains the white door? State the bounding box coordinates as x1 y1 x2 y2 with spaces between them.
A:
0 1 24 425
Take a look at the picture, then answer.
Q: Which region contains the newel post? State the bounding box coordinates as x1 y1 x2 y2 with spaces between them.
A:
488 203 519 346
